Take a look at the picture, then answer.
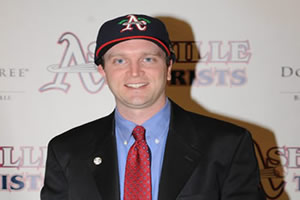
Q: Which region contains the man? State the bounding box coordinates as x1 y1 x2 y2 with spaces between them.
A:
41 14 266 200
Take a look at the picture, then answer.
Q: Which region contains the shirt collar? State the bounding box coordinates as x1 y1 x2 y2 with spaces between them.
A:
115 99 171 142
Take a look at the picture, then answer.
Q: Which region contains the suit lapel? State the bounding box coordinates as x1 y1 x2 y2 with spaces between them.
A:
89 113 120 200
158 102 205 200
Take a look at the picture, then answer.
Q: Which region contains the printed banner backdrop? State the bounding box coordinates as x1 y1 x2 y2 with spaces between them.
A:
1 0 299 199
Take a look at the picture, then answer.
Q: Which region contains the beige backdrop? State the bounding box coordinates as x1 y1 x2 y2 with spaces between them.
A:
1 0 299 199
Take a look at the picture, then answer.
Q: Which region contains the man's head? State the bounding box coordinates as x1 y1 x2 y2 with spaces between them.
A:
94 14 175 113
94 14 175 66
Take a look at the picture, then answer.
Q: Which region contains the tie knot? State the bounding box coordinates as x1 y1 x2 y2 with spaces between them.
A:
132 126 145 141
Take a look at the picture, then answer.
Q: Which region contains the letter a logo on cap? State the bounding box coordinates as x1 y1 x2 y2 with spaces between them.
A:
119 14 150 32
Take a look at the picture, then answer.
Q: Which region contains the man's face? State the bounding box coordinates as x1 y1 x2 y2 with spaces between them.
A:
98 39 172 111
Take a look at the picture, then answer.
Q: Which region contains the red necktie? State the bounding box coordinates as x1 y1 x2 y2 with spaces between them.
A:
124 126 152 200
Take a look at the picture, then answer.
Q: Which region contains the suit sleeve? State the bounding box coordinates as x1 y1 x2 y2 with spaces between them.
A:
41 140 68 200
221 130 266 200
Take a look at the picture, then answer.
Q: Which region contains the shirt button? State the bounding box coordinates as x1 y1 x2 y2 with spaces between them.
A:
155 139 160 144
124 140 128 145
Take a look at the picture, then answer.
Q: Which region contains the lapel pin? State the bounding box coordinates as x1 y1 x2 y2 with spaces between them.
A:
93 157 102 165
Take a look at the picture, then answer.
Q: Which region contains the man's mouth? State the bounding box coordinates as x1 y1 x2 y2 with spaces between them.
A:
125 83 148 89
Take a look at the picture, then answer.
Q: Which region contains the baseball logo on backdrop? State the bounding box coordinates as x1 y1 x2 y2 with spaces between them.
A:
39 32 104 94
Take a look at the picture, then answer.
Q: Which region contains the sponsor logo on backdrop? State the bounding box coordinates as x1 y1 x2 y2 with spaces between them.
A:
0 67 29 101
39 32 251 93
0 68 29 78
281 66 300 101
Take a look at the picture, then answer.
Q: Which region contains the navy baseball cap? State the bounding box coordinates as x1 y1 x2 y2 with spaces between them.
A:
94 14 176 65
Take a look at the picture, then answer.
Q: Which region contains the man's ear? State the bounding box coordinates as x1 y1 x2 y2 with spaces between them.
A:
167 60 173 81
97 65 106 77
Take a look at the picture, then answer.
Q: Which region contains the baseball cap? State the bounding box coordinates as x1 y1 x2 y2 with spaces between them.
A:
94 14 175 65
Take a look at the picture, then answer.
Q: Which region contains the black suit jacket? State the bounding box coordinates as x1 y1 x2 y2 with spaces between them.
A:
41 101 266 200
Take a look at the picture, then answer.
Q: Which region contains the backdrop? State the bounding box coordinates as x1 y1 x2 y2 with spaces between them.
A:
1 0 299 199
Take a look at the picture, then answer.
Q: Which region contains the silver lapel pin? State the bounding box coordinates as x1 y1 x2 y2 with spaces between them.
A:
93 157 102 165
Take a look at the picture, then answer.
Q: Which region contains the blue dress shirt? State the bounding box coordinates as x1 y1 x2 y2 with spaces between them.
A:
115 99 171 200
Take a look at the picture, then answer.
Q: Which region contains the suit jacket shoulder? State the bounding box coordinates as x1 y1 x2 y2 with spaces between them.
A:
47 112 115 167
170 101 251 148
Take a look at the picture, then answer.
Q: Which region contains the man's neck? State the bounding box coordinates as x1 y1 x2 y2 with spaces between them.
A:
116 99 167 125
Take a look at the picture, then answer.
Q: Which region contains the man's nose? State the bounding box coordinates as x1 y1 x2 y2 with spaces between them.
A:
129 61 144 77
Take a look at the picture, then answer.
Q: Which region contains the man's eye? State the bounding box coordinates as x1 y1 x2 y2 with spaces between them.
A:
113 59 125 64
144 57 154 62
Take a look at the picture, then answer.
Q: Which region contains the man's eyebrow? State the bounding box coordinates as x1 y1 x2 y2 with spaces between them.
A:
104 53 124 60
143 50 166 57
